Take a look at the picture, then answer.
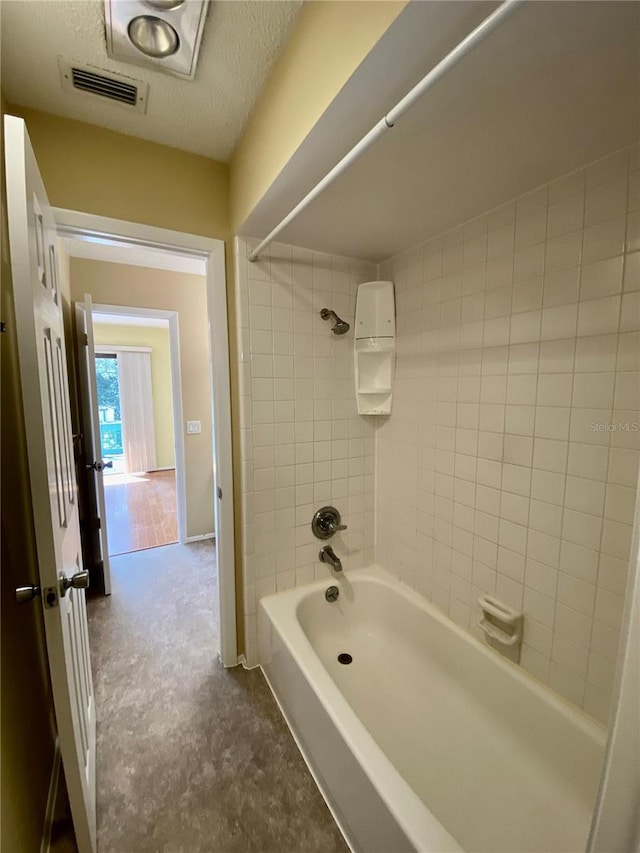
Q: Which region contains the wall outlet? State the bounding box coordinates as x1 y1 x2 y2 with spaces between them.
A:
186 420 201 435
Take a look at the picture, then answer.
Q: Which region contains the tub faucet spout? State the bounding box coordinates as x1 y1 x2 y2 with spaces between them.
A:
319 545 342 572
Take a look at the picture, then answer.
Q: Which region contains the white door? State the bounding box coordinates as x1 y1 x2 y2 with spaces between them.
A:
4 115 96 852
76 294 112 594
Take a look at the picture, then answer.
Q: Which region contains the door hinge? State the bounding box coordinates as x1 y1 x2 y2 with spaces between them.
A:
217 487 223 499
83 334 88 346
96 517 101 530
0 321 6 333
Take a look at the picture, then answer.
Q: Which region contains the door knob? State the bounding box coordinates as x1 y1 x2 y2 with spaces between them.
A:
86 460 113 472
60 570 90 597
15 585 41 604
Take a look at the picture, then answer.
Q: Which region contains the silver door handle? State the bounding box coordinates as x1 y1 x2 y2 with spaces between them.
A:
16 585 41 604
86 460 113 472
60 570 90 596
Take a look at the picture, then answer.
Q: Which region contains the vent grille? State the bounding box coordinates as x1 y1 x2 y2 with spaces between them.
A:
71 67 138 105
58 58 148 114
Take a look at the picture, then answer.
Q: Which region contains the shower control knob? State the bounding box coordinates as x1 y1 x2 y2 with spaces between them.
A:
311 506 347 540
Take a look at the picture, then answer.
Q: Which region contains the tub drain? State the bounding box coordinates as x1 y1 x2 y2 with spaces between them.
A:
337 653 353 665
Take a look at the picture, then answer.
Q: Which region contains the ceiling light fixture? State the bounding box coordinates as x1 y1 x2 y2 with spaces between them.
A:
104 0 209 80
145 0 184 10
128 15 180 58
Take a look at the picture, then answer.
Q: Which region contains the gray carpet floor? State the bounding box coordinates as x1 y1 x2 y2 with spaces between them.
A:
88 541 347 853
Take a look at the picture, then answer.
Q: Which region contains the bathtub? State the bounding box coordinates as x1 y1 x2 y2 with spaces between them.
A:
258 566 607 853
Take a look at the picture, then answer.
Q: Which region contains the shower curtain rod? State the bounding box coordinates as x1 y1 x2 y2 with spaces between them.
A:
248 0 523 263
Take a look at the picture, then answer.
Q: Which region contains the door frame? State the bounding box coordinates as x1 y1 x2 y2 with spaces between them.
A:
55 208 238 668
587 475 640 851
91 305 189 546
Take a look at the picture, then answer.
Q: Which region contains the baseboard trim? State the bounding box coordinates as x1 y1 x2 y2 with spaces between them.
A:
40 739 61 853
221 652 243 669
184 533 216 543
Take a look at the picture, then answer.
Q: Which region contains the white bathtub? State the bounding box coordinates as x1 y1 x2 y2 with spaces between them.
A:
258 566 607 853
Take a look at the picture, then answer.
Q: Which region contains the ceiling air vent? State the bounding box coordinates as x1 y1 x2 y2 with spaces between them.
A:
58 58 148 114
72 68 137 104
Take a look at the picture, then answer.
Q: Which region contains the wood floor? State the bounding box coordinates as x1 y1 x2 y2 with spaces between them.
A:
104 469 177 556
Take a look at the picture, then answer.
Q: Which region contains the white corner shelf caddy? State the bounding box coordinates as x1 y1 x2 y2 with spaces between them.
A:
354 281 396 415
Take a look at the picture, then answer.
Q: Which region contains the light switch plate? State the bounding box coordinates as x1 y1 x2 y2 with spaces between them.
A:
186 420 201 435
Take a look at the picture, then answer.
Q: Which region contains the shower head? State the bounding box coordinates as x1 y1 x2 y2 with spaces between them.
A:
320 308 350 335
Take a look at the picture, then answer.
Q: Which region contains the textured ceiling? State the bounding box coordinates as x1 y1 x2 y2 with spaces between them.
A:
1 0 302 162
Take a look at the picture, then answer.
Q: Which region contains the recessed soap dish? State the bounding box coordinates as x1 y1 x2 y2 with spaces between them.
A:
478 595 523 663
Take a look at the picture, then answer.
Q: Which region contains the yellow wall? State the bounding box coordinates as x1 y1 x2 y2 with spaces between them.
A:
1 97 57 853
71 261 214 539
93 323 176 471
6 3 406 672
9 106 243 637
230 0 407 230
9 107 229 240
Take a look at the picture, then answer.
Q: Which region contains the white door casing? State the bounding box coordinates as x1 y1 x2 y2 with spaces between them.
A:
91 305 188 544
4 115 97 852
75 294 112 594
587 485 640 851
54 209 238 667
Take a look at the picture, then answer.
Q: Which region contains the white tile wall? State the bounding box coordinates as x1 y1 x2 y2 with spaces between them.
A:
234 144 638 722
235 238 377 665
377 144 640 724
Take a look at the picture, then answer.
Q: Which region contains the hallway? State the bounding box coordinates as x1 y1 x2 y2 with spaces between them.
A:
87 542 346 853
